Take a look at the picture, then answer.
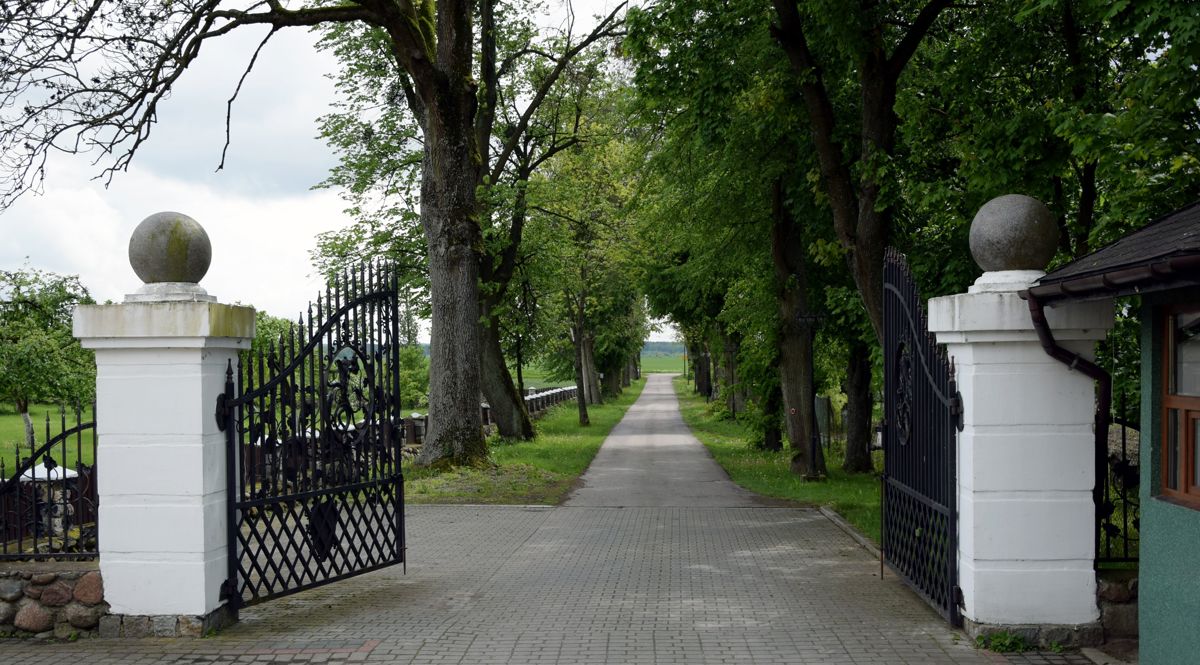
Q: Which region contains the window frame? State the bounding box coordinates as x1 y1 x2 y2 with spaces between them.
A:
1161 306 1200 507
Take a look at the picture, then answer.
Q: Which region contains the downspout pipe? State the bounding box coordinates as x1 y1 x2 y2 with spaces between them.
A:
1024 290 1109 570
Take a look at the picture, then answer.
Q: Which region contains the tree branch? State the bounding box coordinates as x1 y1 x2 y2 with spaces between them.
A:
487 1 627 184
886 0 954 80
769 0 858 249
218 27 278 172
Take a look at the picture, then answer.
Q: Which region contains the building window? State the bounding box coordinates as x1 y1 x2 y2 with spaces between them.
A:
1162 308 1200 505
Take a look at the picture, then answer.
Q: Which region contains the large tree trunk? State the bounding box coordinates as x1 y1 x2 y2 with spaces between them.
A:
18 399 34 447
602 369 622 397
688 341 702 392
842 339 875 473
696 344 713 400
717 331 745 416
478 305 534 440
572 327 590 426
582 336 602 405
415 92 487 467
761 384 783 452
770 178 822 478
515 336 525 396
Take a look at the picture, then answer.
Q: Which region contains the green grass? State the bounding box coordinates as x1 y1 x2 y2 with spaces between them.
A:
403 378 646 504
641 353 686 373
0 403 96 475
672 376 883 542
511 364 574 389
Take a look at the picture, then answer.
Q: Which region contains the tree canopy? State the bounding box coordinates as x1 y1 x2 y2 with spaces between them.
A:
2 0 1198 475
0 267 95 445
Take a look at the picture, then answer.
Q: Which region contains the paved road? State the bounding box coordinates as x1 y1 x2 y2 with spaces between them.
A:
2 374 1091 664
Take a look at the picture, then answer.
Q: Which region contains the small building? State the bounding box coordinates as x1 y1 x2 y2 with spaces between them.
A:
1028 201 1200 664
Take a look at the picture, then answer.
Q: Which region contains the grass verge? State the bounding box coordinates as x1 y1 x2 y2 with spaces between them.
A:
404 378 646 504
672 376 883 542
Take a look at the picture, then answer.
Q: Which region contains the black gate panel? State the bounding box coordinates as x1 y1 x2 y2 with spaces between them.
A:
882 248 961 626
218 264 405 608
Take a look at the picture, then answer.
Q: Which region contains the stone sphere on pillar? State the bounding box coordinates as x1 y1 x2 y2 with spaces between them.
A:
969 194 1058 272
128 211 212 284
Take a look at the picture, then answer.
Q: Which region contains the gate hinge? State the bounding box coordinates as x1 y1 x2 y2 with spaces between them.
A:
949 393 964 432
219 577 236 602
215 393 229 431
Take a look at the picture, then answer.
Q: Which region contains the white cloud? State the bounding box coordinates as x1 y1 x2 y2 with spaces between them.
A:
0 156 352 319
0 24 354 320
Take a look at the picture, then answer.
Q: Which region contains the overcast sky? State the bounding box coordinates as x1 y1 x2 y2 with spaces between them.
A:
0 1 677 343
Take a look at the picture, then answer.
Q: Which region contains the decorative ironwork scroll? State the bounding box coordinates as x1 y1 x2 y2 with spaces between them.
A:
882 248 962 626
218 263 406 608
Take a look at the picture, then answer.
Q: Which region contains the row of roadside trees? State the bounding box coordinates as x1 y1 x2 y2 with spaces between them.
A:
622 0 1200 478
2 1 1197 471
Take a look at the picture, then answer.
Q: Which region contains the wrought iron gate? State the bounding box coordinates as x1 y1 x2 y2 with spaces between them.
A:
217 264 406 608
882 248 961 626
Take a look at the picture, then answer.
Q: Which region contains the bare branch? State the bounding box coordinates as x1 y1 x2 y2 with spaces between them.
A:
218 27 278 172
0 0 384 209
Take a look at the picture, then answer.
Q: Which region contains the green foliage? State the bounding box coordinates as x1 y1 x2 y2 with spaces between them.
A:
0 267 95 422
897 0 1200 277
249 311 295 358
974 631 1032 653
523 105 650 386
397 345 430 411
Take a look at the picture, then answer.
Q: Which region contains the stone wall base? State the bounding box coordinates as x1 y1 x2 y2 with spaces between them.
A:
1098 573 1138 640
0 568 108 638
964 618 1104 648
98 605 237 638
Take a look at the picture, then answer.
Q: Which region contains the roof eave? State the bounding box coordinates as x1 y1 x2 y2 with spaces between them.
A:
1021 254 1200 305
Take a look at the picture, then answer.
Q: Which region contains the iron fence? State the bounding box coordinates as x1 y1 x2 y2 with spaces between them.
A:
408 387 579 446
0 408 98 560
1098 397 1140 565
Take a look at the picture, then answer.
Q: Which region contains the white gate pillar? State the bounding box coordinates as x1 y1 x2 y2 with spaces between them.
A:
928 196 1112 643
73 213 253 634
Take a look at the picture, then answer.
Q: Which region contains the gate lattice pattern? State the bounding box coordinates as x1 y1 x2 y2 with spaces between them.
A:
882 248 961 626
219 264 406 608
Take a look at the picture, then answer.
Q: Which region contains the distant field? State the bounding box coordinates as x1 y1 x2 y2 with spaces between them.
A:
513 365 574 390
641 353 686 374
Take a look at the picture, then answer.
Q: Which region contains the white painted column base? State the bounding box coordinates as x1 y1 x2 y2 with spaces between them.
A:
74 301 253 619
929 270 1112 640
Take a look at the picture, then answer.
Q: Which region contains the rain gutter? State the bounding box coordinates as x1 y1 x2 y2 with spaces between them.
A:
1021 289 1109 570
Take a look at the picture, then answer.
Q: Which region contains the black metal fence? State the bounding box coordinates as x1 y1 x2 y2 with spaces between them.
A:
1098 409 1139 565
1093 305 1140 566
0 409 98 560
882 248 961 626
